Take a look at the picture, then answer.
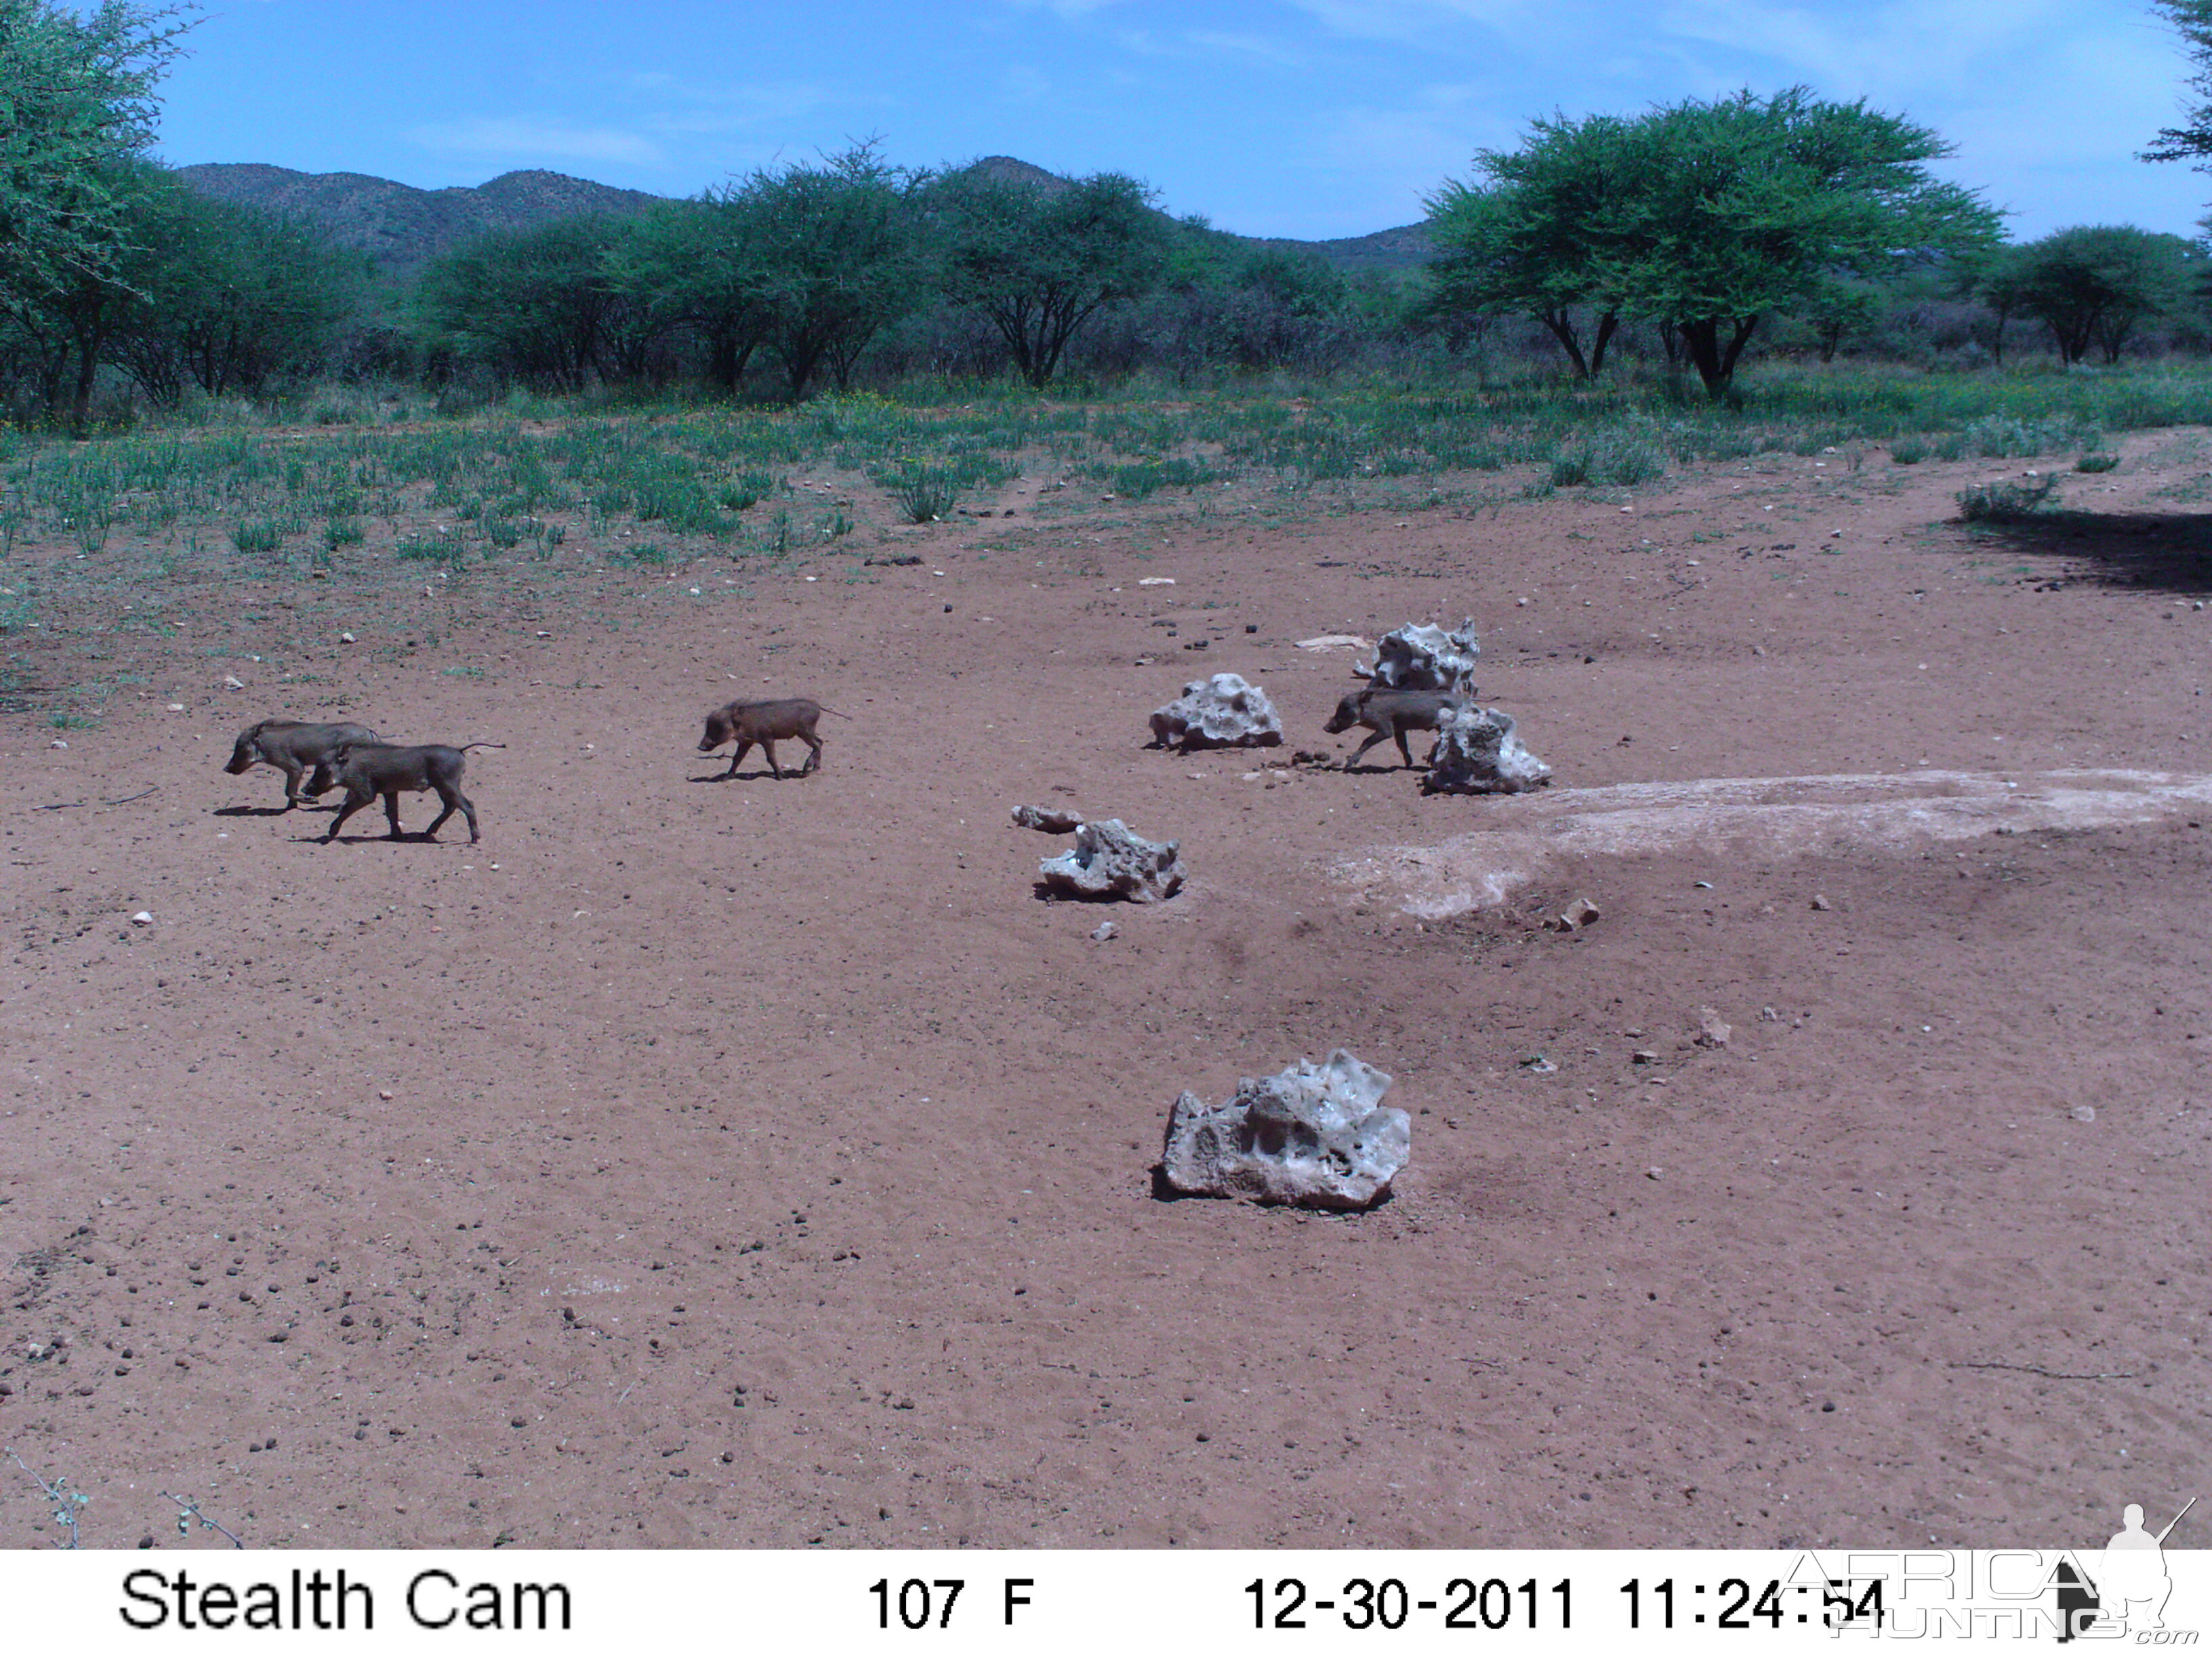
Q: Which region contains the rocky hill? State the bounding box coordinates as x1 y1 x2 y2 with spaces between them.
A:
176 159 1430 276
174 164 663 274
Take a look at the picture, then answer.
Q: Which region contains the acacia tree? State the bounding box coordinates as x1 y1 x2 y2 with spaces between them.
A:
2144 0 2212 172
606 196 771 392
1 0 189 427
731 144 932 397
0 1 186 301
419 217 653 391
1604 90 1999 396
934 168 1168 388
1425 112 1631 380
108 183 359 401
2005 226 2198 364
1431 89 2000 397
1969 245 2032 364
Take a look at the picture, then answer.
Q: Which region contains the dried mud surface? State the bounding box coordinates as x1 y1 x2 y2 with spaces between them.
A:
3 435 2209 1550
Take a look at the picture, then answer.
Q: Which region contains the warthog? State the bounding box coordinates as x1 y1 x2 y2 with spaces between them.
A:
697 697 849 779
1322 688 1467 770
224 718 380 808
317 741 502 844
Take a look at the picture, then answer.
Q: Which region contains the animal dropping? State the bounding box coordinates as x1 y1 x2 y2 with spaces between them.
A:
1160 1050 1409 1210
1148 672 1284 752
1038 818 1185 903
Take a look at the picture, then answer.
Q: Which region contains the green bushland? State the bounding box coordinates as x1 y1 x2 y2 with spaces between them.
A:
0 365 2206 579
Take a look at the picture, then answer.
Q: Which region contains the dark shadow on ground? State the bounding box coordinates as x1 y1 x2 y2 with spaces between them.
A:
1963 509 2212 595
214 802 327 817
687 769 808 784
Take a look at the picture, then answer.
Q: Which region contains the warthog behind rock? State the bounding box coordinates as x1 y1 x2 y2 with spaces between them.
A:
1322 688 1467 769
224 718 382 808
697 697 849 779
317 741 501 844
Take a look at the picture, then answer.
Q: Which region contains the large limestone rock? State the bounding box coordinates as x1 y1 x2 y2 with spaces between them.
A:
1160 1050 1409 1210
1148 672 1284 751
1422 705 1552 795
1038 818 1186 903
1357 619 1481 692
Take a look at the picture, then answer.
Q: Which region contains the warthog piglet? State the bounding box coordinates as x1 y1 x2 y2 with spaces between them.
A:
224 718 380 808
1322 688 1468 770
697 697 848 779
319 741 501 844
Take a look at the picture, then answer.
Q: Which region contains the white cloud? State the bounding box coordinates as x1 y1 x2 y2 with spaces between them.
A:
1000 0 1128 17
1284 0 1528 45
1185 30 1313 69
1002 63 1054 102
407 117 662 167
1303 98 1522 226
642 81 844 138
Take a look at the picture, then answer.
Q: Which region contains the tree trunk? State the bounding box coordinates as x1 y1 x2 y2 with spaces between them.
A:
1586 310 1619 376
709 333 755 391
1679 315 1761 399
1536 309 1591 380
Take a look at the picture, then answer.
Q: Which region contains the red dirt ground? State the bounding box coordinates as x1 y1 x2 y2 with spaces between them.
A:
3 434 2208 1550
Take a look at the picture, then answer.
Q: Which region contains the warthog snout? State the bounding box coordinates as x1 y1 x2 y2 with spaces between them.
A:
697 697 849 779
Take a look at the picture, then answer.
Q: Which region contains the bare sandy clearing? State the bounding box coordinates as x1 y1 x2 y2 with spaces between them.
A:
1 428 2207 1552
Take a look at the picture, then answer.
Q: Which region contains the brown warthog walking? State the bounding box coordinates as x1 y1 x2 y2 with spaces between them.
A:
224 718 381 808
316 741 501 843
697 697 848 779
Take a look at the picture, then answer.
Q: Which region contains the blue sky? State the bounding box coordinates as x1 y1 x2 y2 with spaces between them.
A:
150 0 2206 243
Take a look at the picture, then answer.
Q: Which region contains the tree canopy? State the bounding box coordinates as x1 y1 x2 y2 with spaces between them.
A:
1428 88 2001 395
933 168 1168 388
1997 226 2202 365
2144 0 2212 171
0 1 188 306
732 144 933 397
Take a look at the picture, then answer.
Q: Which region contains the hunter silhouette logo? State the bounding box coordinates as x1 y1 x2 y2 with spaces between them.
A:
2057 1496 2197 1641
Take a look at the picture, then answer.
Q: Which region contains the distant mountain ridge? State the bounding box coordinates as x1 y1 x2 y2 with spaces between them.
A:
175 159 1431 276
174 164 664 274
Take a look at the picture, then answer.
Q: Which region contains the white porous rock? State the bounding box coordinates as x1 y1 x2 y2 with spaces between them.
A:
1012 804 1083 834
1356 619 1481 692
1421 705 1552 795
1162 1050 1408 1210
1038 818 1186 903
1148 672 1284 751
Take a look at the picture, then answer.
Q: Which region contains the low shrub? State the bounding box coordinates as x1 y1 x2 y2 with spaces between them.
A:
1957 475 2060 523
